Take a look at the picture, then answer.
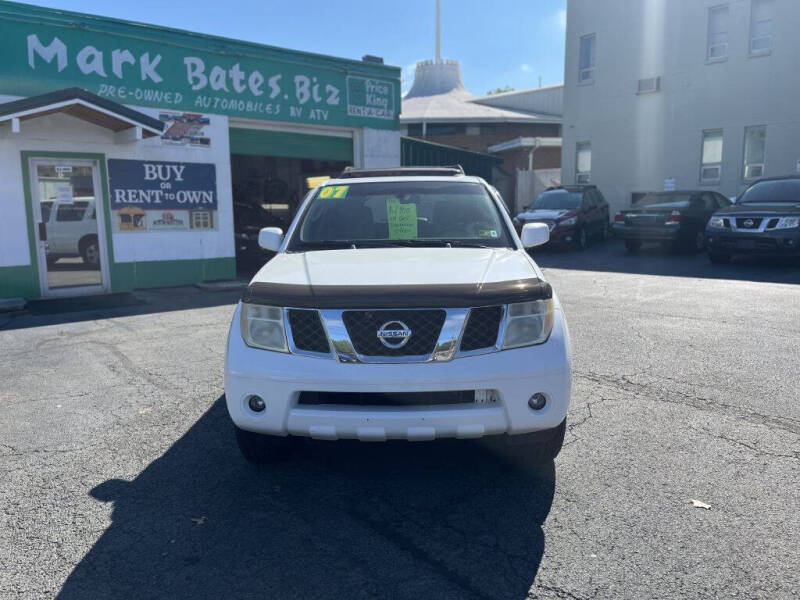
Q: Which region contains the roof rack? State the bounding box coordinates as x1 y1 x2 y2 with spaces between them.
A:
337 165 465 179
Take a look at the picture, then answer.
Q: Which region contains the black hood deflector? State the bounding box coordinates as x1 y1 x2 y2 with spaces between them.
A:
242 278 553 309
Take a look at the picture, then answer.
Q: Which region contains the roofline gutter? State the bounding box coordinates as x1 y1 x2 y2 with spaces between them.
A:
487 136 562 154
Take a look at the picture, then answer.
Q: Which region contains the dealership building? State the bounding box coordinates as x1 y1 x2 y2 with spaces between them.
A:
0 1 400 300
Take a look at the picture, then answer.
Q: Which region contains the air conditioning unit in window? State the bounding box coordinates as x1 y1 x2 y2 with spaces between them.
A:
637 76 661 94
701 166 721 182
576 172 591 184
745 164 764 179
708 43 728 60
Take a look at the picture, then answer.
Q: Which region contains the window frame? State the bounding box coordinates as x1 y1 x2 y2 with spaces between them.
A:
742 125 767 181
700 129 724 184
190 210 214 230
707 5 730 62
578 34 597 84
749 0 774 56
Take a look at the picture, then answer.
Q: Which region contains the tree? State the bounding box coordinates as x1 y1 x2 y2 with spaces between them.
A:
486 86 515 95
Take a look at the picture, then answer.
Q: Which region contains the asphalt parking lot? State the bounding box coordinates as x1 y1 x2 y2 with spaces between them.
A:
1 240 798 599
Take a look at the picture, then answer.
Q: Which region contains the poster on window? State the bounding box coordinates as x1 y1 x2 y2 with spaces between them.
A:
108 159 217 232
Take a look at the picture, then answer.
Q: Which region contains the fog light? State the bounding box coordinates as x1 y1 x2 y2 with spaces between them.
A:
528 393 547 411
248 395 266 412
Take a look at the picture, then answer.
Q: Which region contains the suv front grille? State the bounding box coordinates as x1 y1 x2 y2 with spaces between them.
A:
736 217 763 229
460 306 503 351
342 309 446 356
287 309 330 353
298 390 476 406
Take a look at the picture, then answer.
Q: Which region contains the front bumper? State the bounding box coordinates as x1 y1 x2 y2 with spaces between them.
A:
224 303 572 441
706 229 800 256
548 226 578 245
612 223 680 241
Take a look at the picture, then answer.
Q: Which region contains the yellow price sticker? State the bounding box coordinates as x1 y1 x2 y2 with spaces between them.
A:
318 185 349 199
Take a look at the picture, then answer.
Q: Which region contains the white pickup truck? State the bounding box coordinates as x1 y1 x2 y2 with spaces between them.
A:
41 198 101 266
225 167 572 463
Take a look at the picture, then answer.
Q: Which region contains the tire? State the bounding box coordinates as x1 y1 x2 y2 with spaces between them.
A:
234 426 295 464
507 418 567 464
602 221 612 240
687 231 705 254
708 252 732 264
624 240 642 252
79 236 100 267
575 228 588 251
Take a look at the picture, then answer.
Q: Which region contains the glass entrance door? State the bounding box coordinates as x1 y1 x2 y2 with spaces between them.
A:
29 158 110 296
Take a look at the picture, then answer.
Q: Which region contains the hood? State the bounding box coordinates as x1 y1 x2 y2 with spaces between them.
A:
251 247 539 288
715 202 800 216
517 209 573 221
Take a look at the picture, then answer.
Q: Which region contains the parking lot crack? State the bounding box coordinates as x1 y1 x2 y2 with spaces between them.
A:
689 426 799 462
575 370 800 436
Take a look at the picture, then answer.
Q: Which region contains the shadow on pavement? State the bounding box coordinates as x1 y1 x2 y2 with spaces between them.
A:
532 238 800 285
0 286 245 332
57 397 556 599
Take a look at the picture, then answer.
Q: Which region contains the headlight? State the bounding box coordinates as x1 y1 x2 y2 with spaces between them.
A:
240 303 288 352
708 216 726 228
775 216 800 229
502 299 555 349
559 217 577 227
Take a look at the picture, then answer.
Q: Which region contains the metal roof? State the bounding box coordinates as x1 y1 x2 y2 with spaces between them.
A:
400 60 559 124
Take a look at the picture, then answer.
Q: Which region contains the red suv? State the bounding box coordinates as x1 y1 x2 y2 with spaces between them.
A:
514 186 611 250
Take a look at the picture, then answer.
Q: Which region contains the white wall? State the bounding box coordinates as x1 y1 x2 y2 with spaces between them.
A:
0 96 234 268
0 95 400 270
359 128 401 168
563 0 800 214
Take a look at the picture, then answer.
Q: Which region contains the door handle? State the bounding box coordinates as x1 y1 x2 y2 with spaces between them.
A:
38 222 47 241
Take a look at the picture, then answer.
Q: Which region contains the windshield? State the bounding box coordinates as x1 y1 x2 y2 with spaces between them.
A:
289 181 513 250
529 191 582 210
738 180 800 204
635 193 692 209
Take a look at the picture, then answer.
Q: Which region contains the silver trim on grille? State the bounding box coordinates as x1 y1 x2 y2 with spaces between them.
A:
285 307 506 364
722 215 792 233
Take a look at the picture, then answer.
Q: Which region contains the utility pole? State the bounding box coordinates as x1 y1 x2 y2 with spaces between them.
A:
435 0 442 63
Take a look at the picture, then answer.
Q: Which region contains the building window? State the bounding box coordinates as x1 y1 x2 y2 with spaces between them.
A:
190 211 214 229
707 5 729 61
750 0 773 55
578 34 596 83
576 142 592 183
701 129 724 183
425 123 464 136
743 125 767 180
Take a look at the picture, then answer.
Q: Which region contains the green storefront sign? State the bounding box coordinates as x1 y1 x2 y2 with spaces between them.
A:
0 1 400 129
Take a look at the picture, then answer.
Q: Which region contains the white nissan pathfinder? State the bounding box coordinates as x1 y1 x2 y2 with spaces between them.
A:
224 167 572 463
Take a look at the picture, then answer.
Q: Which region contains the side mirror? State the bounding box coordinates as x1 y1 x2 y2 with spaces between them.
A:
521 222 550 248
258 227 284 251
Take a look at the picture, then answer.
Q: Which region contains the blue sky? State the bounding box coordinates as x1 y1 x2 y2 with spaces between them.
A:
23 0 567 96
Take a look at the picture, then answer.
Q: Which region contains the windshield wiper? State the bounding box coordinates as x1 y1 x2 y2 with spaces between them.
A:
360 239 496 248
298 239 498 250
296 240 355 250
445 240 494 248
